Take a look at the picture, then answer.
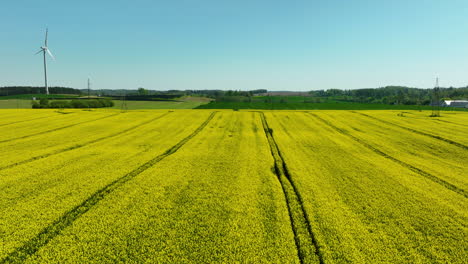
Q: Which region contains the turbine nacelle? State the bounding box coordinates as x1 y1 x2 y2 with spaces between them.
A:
36 45 54 60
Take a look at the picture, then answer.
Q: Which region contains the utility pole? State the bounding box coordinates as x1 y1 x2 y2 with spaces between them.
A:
121 91 127 112
88 78 91 98
431 77 440 117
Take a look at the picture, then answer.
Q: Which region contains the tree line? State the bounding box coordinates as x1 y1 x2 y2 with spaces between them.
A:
32 98 114 108
3 85 467 106
309 86 468 105
0 86 82 96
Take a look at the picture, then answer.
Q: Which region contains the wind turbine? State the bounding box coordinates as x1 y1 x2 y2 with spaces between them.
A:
35 28 55 95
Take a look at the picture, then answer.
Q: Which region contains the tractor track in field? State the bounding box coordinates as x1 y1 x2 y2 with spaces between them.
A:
0 113 120 145
350 111 468 150
0 114 57 128
0 111 217 263
0 112 172 171
434 119 468 127
259 112 324 264
308 113 468 198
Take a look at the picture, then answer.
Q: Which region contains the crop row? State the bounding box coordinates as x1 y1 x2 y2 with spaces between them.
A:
265 111 466 263
259 111 322 264
0 110 118 144
0 109 466 263
18 111 300 263
0 111 172 170
308 112 467 196
353 110 468 147
312 111 467 191
0 110 214 260
0 109 63 126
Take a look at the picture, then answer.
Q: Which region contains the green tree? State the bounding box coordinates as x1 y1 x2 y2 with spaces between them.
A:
138 87 148 95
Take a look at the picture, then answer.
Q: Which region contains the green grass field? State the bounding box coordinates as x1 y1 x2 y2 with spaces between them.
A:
196 96 467 110
2 95 466 112
110 97 210 109
0 94 80 109
0 96 211 109
196 100 468 111
0 100 34 109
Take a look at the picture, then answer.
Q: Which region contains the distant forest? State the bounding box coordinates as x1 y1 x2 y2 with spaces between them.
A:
0 86 81 96
1 85 468 106
205 86 468 106
308 86 468 105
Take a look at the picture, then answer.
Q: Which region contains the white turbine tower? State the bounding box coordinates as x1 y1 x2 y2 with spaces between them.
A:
35 28 55 95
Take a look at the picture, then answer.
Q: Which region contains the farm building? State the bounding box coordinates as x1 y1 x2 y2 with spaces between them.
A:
442 100 468 108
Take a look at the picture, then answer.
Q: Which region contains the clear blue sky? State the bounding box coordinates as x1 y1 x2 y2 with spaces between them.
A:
1 0 467 91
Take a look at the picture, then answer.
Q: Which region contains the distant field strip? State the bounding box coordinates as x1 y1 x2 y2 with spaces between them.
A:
352 111 468 150
1 112 217 263
308 113 467 197
0 112 119 144
0 112 171 171
260 112 323 264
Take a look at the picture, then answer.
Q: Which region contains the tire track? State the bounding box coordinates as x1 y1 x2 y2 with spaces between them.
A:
350 111 468 150
434 119 468 128
0 111 217 263
0 112 172 171
0 113 120 144
308 113 467 198
0 114 57 128
259 112 324 264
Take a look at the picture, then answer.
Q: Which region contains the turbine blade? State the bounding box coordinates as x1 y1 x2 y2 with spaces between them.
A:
46 49 55 60
45 28 48 46
35 49 43 55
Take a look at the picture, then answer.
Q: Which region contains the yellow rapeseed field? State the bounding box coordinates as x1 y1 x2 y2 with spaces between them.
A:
0 109 466 263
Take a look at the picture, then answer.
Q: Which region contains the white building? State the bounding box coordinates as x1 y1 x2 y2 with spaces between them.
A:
442 100 468 108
